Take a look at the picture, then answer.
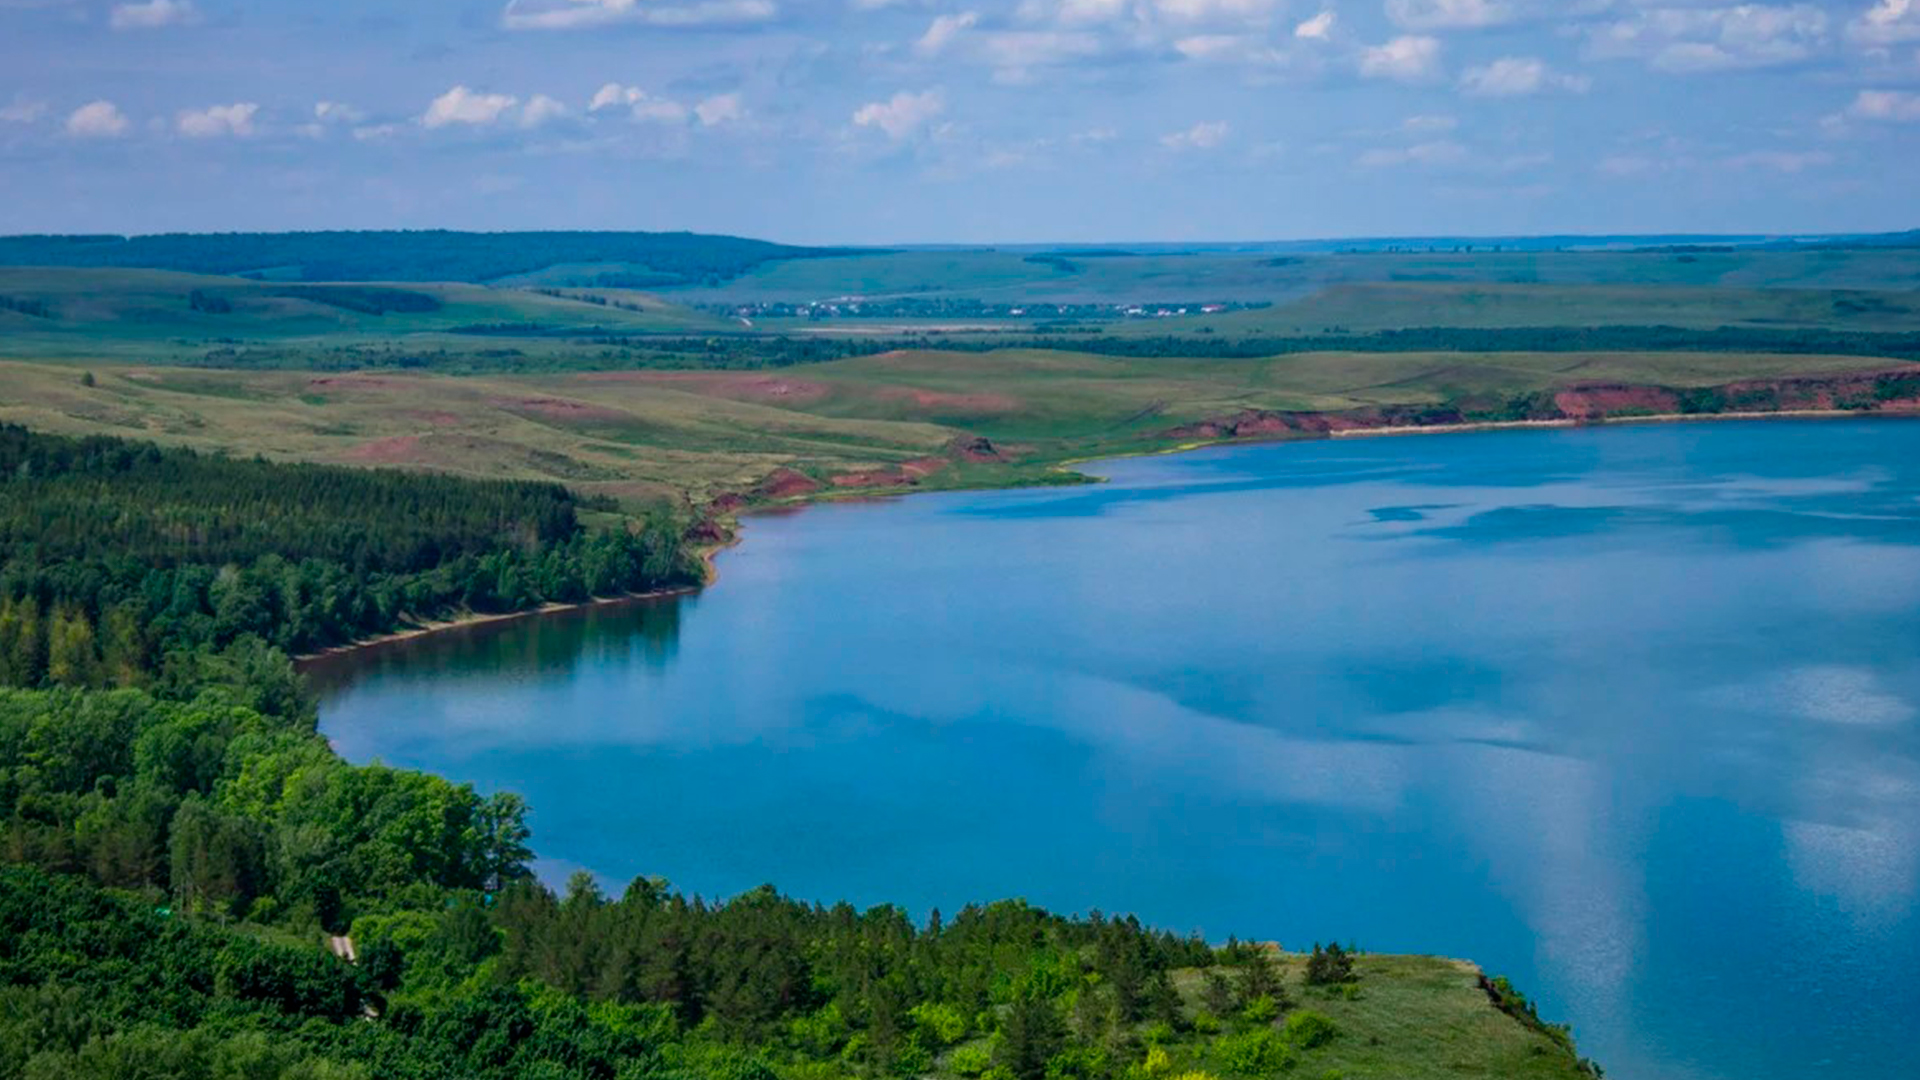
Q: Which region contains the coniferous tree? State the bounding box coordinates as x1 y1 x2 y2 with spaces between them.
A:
1000 987 1066 1080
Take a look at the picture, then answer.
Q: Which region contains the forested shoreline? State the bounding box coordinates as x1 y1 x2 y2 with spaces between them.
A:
0 425 698 689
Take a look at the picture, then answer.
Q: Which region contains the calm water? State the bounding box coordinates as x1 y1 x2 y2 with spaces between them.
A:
314 420 1920 1080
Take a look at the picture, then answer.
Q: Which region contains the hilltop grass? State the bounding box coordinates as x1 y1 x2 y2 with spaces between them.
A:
1165 955 1592 1080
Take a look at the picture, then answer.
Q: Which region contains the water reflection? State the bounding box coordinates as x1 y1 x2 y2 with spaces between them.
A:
305 592 686 696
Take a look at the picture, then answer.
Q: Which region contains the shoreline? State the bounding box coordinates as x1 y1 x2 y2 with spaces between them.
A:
294 530 738 670
300 405 1916 668
1053 405 1919 481
1325 406 1912 440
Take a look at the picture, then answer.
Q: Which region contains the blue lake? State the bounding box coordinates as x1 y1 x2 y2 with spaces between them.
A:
314 419 1920 1080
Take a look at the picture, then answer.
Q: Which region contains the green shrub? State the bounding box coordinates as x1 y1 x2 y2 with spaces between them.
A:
1282 1011 1338 1051
950 1043 995 1077
911 1001 970 1046
1213 1029 1296 1075
1238 995 1280 1025
1044 1046 1109 1080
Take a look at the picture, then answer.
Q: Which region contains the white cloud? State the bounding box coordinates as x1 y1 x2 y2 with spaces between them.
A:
520 94 569 128
1021 0 1128 28
1585 4 1830 74
0 98 48 124
1724 149 1831 172
1386 0 1507 31
589 82 689 122
1359 35 1442 81
694 91 744 126
1160 119 1228 149
502 0 777 30
1152 0 1286 23
1174 33 1258 59
177 102 258 137
852 89 944 139
1848 88 1920 121
65 100 129 138
1849 0 1920 47
1293 9 1334 39
916 11 979 56
989 0 1295 77
423 86 519 129
1459 56 1591 96
109 0 196 30
314 101 366 125
1403 113 1457 133
1599 154 1658 177
973 28 1106 81
1357 139 1468 167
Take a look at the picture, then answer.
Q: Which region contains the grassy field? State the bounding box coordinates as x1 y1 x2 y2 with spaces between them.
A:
1167 954 1593 1079
1 346 1909 510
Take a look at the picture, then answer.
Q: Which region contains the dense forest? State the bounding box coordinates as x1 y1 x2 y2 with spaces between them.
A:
0 425 697 685
0 232 861 285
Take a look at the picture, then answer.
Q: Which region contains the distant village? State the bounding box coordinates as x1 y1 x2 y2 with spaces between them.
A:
700 298 1269 324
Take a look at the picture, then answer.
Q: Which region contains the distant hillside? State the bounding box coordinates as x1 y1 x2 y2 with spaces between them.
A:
0 230 870 286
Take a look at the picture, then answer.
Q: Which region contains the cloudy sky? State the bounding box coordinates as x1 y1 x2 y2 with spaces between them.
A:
1 0 1916 242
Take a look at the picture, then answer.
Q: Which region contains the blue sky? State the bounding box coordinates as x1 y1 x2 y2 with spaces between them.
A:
1 0 1916 242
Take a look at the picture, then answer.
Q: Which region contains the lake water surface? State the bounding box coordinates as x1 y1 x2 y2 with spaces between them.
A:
315 420 1920 1080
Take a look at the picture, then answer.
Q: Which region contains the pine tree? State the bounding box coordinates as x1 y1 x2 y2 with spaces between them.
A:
45 604 99 688
999 989 1066 1080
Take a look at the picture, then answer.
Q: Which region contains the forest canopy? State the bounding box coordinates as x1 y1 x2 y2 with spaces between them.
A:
0 424 697 681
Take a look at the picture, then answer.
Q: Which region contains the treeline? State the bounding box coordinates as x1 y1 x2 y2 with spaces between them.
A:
0 231 864 285
915 325 1920 363
161 325 1920 377
276 286 443 315
0 294 52 318
0 425 697 679
463 324 1920 370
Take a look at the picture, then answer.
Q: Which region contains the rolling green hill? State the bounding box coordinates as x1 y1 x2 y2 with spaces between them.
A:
0 268 729 363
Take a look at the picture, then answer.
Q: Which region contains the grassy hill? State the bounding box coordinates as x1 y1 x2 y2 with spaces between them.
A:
1 347 1911 508
0 268 729 362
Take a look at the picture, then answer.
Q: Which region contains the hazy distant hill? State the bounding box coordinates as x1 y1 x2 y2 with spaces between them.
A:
0 230 866 286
